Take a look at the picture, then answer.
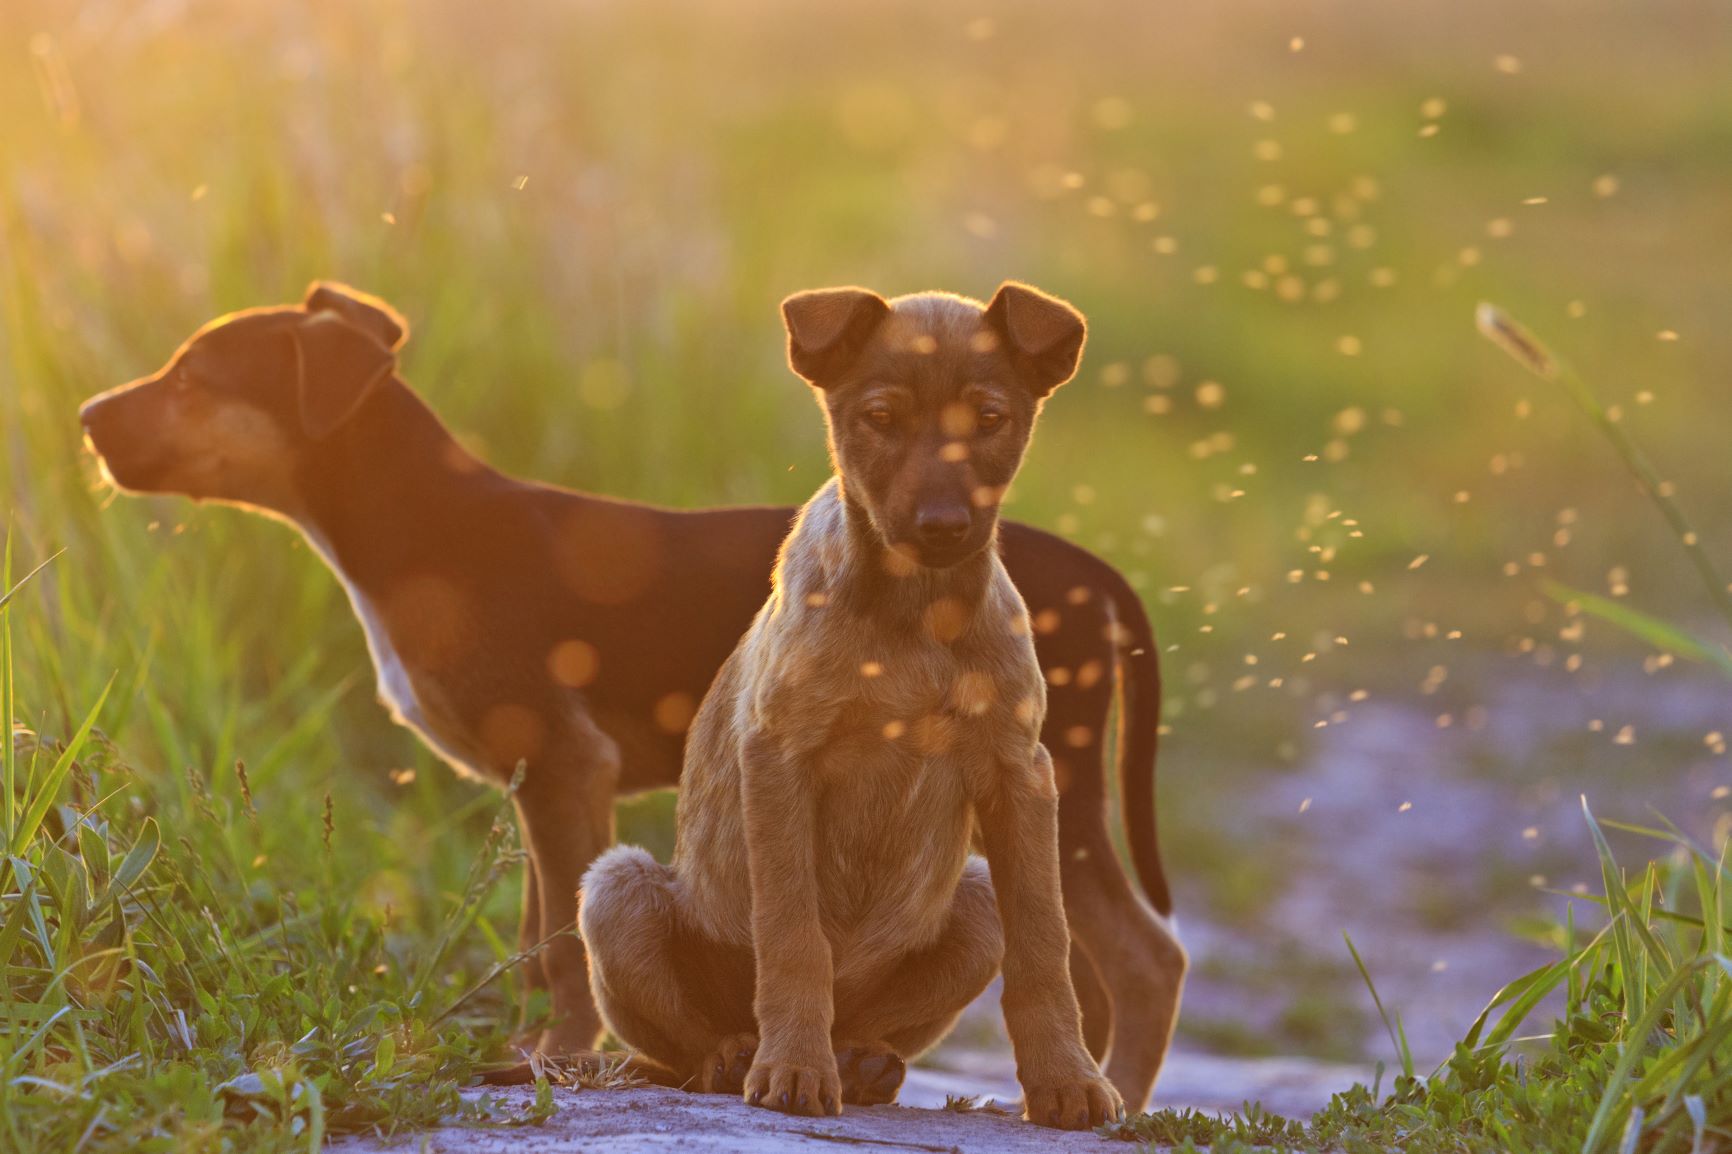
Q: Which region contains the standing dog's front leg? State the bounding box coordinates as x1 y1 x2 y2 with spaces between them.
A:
512 715 621 1057
739 735 843 1117
977 742 1124 1130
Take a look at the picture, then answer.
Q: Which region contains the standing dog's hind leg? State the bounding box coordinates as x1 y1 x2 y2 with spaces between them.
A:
1044 661 1125 1070
1070 938 1113 1063
1060 822 1186 1110
1048 663 1184 1111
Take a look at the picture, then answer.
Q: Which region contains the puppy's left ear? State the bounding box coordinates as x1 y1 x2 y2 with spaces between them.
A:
984 282 1086 397
781 287 890 385
304 282 409 351
291 311 397 439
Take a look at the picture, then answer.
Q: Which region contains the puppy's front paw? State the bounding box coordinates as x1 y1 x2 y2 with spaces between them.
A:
743 1052 842 1117
695 1032 758 1095
1023 1069 1123 1130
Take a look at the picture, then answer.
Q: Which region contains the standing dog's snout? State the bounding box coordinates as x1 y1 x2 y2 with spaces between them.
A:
79 382 168 490
79 390 131 456
914 504 970 549
79 393 113 434
79 385 144 444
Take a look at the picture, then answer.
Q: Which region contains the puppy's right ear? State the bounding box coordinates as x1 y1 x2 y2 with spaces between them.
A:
291 312 397 439
781 287 889 385
984 282 1086 398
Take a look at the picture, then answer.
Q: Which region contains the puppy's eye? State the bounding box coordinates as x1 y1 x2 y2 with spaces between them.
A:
862 405 894 429
977 409 1006 432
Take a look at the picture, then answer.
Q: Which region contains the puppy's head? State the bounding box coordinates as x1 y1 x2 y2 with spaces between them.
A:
80 283 408 514
782 282 1084 570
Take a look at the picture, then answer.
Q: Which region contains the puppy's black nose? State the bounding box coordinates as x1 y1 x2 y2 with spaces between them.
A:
915 506 970 548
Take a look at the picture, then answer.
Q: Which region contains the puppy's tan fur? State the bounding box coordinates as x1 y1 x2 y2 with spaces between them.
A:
581 284 1122 1129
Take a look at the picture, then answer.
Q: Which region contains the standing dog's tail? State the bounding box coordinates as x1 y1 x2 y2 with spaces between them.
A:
1101 565 1172 916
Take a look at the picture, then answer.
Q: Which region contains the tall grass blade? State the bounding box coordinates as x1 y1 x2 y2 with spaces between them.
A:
3 532 15 857
1584 797 1646 1026
1478 302 1732 629
102 816 159 903
1344 930 1413 1080
1545 581 1732 679
0 549 63 616
9 676 113 856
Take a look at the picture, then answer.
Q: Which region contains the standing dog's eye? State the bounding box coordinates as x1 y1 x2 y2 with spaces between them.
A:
977 409 1005 432
862 405 894 429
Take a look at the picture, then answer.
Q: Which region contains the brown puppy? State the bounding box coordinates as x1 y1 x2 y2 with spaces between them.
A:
580 283 1122 1130
78 284 1184 1104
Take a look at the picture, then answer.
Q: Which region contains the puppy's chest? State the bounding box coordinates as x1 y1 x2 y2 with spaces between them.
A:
779 641 1033 817
793 618 1035 741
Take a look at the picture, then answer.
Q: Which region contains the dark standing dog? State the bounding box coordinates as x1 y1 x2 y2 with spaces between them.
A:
581 283 1123 1129
78 283 1185 1105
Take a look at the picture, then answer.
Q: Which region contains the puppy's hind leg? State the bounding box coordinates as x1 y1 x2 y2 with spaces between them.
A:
830 857 1005 1105
580 845 758 1091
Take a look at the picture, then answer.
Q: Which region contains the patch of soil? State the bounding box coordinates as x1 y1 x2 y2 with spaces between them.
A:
336 1084 1128 1154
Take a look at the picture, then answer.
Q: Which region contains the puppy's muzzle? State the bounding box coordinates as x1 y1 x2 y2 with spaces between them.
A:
915 505 970 549
908 503 978 568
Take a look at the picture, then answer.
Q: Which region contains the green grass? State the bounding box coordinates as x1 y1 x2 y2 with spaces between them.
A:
0 539 558 1151
3 0 1732 1148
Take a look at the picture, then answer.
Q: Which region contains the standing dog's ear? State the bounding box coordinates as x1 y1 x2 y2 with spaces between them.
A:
304 282 409 352
291 311 397 440
984 282 1086 397
781 287 890 385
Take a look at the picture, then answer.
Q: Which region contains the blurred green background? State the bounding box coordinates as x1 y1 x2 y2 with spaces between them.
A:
3 0 1729 1065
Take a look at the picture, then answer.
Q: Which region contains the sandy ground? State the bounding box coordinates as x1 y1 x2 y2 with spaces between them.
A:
342 1084 1124 1154
335 1049 1375 1154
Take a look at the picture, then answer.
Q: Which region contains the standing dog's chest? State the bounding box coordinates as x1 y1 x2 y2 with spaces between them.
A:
305 533 493 780
349 588 423 727
347 590 496 780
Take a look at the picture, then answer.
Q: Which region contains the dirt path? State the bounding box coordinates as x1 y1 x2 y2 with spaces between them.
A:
335 1050 1374 1153
343 1085 1120 1154
1170 659 1732 1065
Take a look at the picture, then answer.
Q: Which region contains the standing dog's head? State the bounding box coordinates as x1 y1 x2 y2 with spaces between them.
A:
783 282 1084 570
79 283 408 515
